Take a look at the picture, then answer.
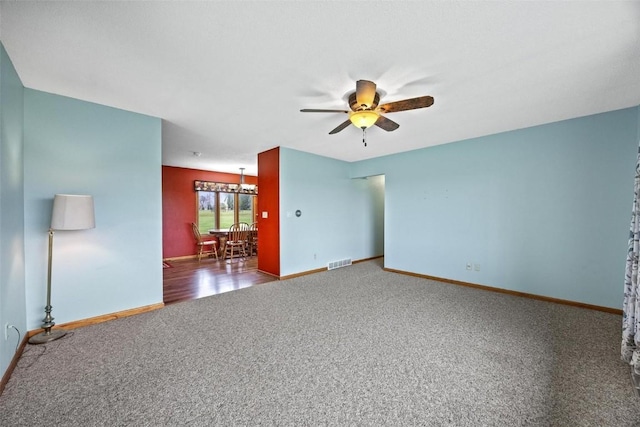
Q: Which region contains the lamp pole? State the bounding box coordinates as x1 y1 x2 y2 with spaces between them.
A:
29 229 67 344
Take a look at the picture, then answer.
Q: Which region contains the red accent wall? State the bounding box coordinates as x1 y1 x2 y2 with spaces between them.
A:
162 166 258 259
257 147 280 276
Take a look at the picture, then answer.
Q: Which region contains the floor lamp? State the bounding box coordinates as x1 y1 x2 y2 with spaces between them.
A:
29 194 95 345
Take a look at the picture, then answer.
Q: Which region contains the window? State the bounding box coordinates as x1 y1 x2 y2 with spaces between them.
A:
198 192 216 232
197 189 257 233
239 194 254 224
219 192 235 229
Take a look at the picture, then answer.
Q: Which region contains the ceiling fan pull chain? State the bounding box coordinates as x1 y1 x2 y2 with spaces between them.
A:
362 128 367 147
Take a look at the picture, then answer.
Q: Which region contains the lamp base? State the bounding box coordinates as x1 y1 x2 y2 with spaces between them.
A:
29 329 67 345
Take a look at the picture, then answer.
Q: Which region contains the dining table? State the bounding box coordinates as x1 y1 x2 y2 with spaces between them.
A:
208 228 230 257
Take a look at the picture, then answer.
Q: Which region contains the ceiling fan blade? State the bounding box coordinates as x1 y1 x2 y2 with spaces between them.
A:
355 80 377 109
329 119 352 135
301 109 349 113
375 115 400 132
378 96 434 113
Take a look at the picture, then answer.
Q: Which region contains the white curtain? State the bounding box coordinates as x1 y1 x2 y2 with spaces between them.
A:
622 146 640 395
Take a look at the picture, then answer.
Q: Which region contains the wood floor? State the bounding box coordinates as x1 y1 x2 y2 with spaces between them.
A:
162 255 277 305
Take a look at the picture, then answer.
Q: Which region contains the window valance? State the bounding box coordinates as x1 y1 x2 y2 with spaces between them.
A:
194 180 258 195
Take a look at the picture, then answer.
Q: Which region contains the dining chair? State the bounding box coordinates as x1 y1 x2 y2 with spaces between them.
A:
247 222 258 256
225 222 249 261
191 222 218 262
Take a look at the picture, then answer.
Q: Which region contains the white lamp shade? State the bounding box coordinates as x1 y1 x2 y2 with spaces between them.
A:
50 194 95 230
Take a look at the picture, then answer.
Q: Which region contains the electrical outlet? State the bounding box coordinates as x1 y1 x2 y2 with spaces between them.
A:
474 263 481 271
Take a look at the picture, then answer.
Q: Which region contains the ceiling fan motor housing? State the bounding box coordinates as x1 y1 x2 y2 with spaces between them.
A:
349 92 380 111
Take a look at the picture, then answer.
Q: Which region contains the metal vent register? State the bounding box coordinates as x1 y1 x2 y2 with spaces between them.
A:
327 258 352 270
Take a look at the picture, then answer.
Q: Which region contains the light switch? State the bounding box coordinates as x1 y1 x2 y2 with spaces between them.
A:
262 211 268 219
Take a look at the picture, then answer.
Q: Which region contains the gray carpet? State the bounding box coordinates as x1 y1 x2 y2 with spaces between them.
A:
2 259 640 426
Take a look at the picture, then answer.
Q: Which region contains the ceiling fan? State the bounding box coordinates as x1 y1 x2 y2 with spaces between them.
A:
300 80 434 143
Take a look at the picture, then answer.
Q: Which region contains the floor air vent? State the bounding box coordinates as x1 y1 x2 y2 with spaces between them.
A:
327 258 352 270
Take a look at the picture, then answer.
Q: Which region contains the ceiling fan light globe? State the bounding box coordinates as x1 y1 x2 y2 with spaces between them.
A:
349 110 379 129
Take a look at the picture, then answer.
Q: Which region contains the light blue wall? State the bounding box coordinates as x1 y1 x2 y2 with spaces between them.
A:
0 44 26 378
352 174 385 258
23 89 163 329
352 107 639 309
279 148 384 276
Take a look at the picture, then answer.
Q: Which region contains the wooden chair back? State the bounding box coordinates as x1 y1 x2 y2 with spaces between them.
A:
248 222 258 255
227 222 249 243
191 222 203 243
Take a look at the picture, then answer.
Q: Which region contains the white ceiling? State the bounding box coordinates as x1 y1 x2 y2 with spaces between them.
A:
1 1 639 176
